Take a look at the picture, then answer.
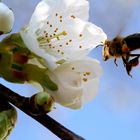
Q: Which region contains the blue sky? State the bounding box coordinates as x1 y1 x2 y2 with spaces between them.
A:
2 0 140 139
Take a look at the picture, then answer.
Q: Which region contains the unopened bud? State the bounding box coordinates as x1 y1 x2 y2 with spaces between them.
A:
30 92 55 113
0 107 17 140
0 2 14 34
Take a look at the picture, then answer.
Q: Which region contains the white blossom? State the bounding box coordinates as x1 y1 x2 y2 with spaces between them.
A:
20 0 107 69
47 58 102 109
20 0 107 109
0 2 14 34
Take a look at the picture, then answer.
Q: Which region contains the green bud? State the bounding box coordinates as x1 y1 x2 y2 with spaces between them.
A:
36 92 54 112
0 107 17 140
31 92 55 113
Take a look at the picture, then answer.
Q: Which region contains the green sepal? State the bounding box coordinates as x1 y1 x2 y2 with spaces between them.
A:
1 33 31 54
0 33 58 89
23 64 58 91
11 63 23 71
1 33 49 65
0 52 25 83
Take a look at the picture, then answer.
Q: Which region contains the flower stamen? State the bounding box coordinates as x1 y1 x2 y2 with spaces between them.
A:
83 78 88 82
71 15 76 19
37 31 67 45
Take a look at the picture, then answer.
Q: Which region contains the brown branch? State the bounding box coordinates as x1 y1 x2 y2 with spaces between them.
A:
0 84 85 140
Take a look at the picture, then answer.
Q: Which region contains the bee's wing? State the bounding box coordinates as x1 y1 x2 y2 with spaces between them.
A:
90 0 139 38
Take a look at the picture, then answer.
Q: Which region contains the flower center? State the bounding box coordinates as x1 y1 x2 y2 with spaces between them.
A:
37 31 67 45
71 66 91 82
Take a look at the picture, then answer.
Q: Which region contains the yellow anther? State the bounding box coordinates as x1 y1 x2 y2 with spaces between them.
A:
72 67 75 70
83 78 88 82
86 72 90 75
79 34 83 37
71 15 76 19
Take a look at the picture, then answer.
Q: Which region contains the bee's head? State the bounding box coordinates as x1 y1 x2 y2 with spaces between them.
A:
103 37 123 61
102 40 112 61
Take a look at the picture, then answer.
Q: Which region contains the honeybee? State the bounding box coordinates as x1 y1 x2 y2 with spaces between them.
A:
102 33 140 76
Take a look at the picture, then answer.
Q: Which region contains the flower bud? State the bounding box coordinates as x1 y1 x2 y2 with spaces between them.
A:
0 105 17 140
0 2 14 34
36 92 55 112
30 92 55 113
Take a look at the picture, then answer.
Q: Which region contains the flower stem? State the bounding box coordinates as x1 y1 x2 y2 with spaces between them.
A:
0 84 85 140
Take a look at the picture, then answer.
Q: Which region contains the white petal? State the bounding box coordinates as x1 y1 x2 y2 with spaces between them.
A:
20 0 107 64
53 19 107 60
0 2 14 33
25 17 106 62
82 78 100 103
30 0 89 31
47 58 102 109
65 96 83 109
20 28 58 70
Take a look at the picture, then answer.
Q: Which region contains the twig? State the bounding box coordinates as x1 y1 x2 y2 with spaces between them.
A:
0 84 85 140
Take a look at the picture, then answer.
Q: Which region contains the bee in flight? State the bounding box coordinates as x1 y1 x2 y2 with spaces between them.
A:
102 33 140 77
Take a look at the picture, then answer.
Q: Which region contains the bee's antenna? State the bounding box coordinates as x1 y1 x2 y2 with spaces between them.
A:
96 44 103 48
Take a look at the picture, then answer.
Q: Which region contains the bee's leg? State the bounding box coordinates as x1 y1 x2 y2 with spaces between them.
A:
122 56 132 77
122 56 139 77
128 56 139 67
114 58 118 66
122 56 127 67
122 55 129 67
126 56 139 77
126 64 132 77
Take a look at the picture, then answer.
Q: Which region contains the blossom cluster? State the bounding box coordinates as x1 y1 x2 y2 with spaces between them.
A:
0 0 107 109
